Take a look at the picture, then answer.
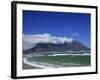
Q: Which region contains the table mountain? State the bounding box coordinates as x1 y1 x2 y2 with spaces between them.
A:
23 40 90 54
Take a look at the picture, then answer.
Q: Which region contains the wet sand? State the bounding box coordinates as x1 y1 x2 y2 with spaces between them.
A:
23 63 41 69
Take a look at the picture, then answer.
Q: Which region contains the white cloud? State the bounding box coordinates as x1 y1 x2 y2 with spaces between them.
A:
23 33 73 50
72 32 79 37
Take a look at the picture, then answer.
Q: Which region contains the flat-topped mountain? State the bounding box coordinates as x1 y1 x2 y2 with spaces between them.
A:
23 40 90 54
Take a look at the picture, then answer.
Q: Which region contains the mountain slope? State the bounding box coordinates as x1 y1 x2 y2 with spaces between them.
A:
23 40 90 54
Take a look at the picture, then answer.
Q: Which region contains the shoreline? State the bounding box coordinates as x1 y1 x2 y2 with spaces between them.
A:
23 58 62 69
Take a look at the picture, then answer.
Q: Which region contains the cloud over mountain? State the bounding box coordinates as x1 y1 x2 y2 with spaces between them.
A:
23 33 73 50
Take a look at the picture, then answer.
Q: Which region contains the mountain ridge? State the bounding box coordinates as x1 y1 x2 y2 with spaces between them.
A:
23 40 90 54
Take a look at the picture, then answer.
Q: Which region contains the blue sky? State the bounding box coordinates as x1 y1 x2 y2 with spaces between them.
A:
23 10 91 48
